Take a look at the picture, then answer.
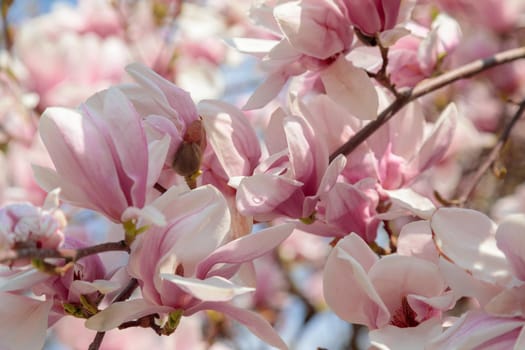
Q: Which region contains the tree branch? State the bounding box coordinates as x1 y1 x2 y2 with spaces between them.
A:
329 46 525 162
454 99 525 206
1 240 130 264
88 278 139 350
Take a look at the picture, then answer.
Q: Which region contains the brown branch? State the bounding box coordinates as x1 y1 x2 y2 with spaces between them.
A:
88 278 140 350
329 46 525 162
88 332 106 350
1 240 130 264
154 182 167 194
454 99 525 206
1 0 14 51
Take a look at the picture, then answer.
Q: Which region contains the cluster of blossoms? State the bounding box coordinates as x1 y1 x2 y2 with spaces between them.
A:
1 0 525 349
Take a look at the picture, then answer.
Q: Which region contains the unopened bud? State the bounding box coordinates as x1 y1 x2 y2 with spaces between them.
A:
172 142 202 177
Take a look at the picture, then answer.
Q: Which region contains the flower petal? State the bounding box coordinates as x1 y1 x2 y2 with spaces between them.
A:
161 275 254 302
321 56 378 120
187 302 288 350
323 234 389 328
85 299 172 331
431 208 510 285
0 293 52 350
195 223 295 278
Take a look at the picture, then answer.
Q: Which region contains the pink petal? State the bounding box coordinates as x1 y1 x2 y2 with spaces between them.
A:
195 223 295 278
125 63 198 125
161 275 254 302
273 0 351 59
39 107 128 219
496 215 525 281
284 116 326 191
243 70 290 110
83 87 149 208
187 302 288 350
369 255 446 318
369 318 442 350
199 100 261 177
431 208 510 285
0 293 52 350
85 299 173 331
485 285 525 317
146 134 170 188
378 188 436 220
323 234 389 328
344 0 382 35
32 164 93 211
321 56 379 120
438 258 502 307
324 181 380 243
236 173 304 220
427 310 524 350
405 103 457 179
397 220 439 263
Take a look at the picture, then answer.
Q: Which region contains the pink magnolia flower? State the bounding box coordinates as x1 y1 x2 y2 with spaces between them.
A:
432 208 525 307
323 233 454 348
427 310 525 350
86 185 293 349
198 99 261 195
343 0 403 36
341 100 458 190
428 208 525 350
341 0 416 45
235 110 328 221
0 292 53 350
32 235 114 325
14 4 129 108
388 14 462 88
0 189 65 265
121 63 200 170
232 0 353 109
33 86 169 223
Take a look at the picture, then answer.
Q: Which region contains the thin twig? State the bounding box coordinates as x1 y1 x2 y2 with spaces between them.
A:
154 182 168 194
275 252 317 322
113 278 139 303
1 240 129 264
88 278 139 350
329 46 525 161
1 0 14 50
88 332 106 350
455 99 525 206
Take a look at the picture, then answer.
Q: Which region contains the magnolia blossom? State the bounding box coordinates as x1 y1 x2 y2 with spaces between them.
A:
323 233 454 349
0 189 65 264
428 208 525 347
343 0 402 36
232 0 354 109
86 185 294 349
120 63 200 170
13 0 129 108
388 14 462 87
34 87 169 223
0 292 53 350
235 108 329 221
342 0 416 45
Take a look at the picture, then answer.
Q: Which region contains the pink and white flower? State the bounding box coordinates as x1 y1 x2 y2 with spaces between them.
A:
86 185 293 349
323 233 454 349
34 86 169 223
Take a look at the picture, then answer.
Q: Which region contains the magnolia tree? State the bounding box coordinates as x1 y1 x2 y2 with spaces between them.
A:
1 0 525 349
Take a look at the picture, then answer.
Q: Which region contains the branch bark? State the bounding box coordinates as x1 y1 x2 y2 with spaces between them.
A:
1 240 130 264
329 46 525 162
